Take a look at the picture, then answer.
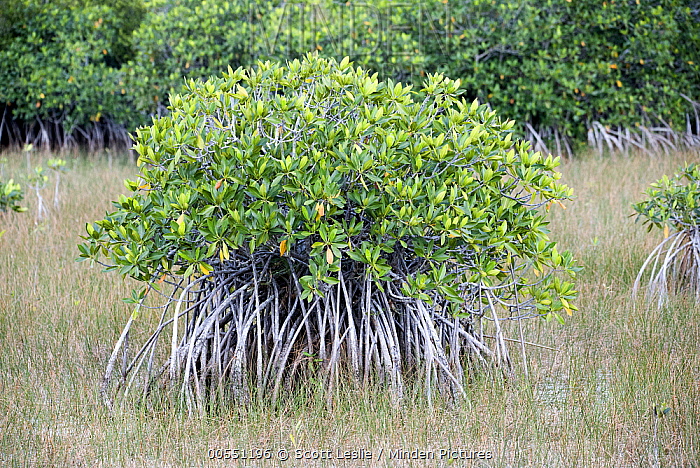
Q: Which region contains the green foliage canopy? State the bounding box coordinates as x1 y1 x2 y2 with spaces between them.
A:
80 54 578 318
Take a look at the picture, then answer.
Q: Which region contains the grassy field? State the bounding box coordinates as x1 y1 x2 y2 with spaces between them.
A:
0 150 698 467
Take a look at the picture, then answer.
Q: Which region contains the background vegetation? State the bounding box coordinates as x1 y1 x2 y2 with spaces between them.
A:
1 0 699 153
0 150 698 466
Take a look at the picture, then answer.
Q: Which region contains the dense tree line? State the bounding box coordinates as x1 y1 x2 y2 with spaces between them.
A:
1 0 698 154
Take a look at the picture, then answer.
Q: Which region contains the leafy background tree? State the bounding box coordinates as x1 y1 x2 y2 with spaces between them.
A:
1 0 698 153
0 0 144 148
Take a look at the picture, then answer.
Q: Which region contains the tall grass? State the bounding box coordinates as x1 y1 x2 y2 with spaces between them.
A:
0 150 698 467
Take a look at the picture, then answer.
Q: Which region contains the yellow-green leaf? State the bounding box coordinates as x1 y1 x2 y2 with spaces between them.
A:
280 239 288 256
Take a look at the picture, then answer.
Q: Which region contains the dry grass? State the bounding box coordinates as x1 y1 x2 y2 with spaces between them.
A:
0 150 698 467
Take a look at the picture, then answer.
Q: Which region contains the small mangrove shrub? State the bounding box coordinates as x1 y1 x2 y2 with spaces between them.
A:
47 158 68 209
79 54 578 412
0 178 26 240
0 179 26 214
27 166 48 222
633 163 700 306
